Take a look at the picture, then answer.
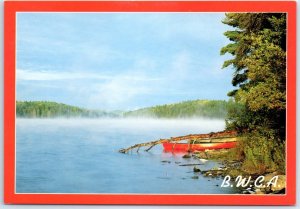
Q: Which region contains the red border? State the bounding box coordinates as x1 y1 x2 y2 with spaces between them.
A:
4 0 296 205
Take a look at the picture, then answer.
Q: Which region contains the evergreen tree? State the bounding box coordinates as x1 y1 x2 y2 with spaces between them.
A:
221 13 286 174
221 13 286 138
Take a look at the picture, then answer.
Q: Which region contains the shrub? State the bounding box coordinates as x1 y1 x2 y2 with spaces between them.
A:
241 130 285 174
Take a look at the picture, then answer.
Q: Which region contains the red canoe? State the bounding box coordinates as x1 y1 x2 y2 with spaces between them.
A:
162 140 237 152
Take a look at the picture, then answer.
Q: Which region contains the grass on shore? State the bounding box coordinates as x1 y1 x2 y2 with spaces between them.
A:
202 132 286 177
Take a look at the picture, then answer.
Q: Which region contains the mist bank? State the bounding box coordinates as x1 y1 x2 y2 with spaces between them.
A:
16 100 240 119
16 118 226 137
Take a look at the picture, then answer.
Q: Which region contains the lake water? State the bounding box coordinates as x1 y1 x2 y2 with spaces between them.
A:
16 118 239 194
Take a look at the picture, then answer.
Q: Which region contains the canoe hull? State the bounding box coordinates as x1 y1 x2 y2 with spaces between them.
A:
162 141 237 152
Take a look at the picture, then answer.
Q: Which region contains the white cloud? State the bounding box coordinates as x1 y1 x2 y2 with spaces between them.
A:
17 68 163 109
16 69 111 81
16 69 161 82
88 76 151 109
84 52 195 109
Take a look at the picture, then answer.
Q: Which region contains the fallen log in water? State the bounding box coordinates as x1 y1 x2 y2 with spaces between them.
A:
179 163 204 166
119 138 168 153
118 130 237 153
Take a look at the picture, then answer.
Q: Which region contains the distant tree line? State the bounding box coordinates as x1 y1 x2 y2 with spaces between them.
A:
124 100 240 119
16 101 119 118
17 100 240 119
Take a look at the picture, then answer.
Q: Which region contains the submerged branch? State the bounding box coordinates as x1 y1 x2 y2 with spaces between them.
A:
179 163 204 166
118 130 237 154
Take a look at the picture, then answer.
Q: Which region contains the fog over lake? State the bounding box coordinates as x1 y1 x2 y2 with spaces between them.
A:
16 118 239 194
17 118 225 137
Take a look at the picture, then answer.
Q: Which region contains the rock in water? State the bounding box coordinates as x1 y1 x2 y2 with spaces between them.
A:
193 151 208 159
271 175 286 192
193 166 201 172
182 154 191 158
255 189 265 194
263 172 286 193
198 158 208 163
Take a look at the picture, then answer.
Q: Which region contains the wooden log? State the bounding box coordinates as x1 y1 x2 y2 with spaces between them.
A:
118 130 237 154
179 163 204 166
145 144 156 152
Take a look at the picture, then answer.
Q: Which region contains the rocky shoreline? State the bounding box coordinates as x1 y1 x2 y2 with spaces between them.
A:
181 149 286 195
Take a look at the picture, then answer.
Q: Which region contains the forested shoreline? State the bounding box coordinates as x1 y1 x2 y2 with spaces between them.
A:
16 100 240 119
16 101 120 118
124 100 240 119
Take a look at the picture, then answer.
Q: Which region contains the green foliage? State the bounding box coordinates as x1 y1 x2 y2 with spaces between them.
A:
221 13 286 174
16 101 119 118
241 131 285 174
124 100 239 119
17 100 241 119
221 13 286 135
225 100 247 131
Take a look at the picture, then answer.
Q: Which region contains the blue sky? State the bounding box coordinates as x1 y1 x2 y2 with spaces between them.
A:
16 13 234 110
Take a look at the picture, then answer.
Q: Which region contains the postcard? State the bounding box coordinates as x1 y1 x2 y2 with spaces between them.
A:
4 0 296 205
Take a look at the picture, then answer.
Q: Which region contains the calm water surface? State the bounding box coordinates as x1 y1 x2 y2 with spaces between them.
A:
16 118 239 194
